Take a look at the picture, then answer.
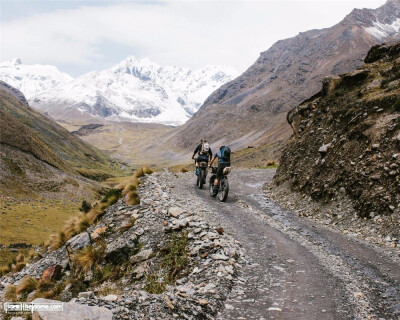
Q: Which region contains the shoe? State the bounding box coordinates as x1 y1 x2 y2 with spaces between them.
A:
213 186 218 195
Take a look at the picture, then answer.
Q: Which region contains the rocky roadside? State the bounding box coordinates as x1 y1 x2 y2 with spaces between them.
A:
0 171 243 319
264 180 400 261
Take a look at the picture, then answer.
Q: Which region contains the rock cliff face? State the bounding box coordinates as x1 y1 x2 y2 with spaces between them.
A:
0 80 29 106
174 0 400 151
274 41 400 220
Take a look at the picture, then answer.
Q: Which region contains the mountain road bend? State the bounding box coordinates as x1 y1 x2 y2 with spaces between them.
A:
174 169 400 320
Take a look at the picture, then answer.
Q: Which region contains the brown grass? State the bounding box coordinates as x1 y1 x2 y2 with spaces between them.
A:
142 166 154 175
0 250 39 277
4 284 17 301
119 167 152 206
13 262 26 272
15 253 25 263
49 199 113 251
73 242 106 274
17 276 38 295
50 231 66 251
46 169 147 252
265 159 279 167
0 265 11 277
180 167 188 173
76 215 91 233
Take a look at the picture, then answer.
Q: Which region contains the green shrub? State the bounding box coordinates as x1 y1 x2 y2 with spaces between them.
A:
393 98 400 112
101 189 122 203
144 273 167 294
161 231 188 281
80 200 92 213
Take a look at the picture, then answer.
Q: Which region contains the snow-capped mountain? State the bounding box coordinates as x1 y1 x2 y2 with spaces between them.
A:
29 57 238 126
0 58 73 98
364 18 400 40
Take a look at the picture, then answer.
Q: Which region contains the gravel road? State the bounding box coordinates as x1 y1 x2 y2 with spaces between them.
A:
175 169 400 320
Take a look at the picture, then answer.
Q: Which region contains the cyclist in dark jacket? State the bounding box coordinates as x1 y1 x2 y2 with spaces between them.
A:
192 140 212 175
209 145 231 194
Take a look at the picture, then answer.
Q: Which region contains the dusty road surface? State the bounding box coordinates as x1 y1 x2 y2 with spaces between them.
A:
175 169 400 320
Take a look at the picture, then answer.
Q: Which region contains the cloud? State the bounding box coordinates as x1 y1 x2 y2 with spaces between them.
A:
0 0 386 76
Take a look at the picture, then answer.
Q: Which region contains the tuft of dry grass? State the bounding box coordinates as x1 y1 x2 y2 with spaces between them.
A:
34 280 65 300
0 265 11 277
135 167 145 178
142 166 154 175
265 159 279 167
15 253 25 263
76 215 91 233
17 276 38 295
73 241 106 274
180 167 188 173
50 231 66 251
13 262 26 272
120 175 143 206
97 284 123 297
4 284 17 301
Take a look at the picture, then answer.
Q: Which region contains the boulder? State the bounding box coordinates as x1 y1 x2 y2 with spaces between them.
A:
130 249 153 264
210 253 229 261
168 207 184 218
104 233 138 264
40 265 62 283
65 232 91 254
32 298 112 320
102 294 118 301
132 262 149 280
91 227 107 241
318 143 331 154
78 291 94 299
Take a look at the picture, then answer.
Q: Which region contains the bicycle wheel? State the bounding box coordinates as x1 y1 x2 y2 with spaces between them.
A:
199 169 205 189
209 178 217 197
218 178 229 202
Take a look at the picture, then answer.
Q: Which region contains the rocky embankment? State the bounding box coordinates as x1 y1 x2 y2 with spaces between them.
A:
269 41 400 246
0 171 242 319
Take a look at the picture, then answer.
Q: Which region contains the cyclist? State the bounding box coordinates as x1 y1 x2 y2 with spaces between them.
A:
208 145 231 194
192 139 212 175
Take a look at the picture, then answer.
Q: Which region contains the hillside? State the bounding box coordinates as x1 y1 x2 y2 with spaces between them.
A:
0 87 122 199
173 0 400 152
270 41 400 239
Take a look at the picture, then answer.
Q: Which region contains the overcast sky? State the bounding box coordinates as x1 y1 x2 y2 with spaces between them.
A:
0 0 387 77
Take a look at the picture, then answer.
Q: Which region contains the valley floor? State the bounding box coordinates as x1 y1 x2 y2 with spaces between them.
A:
176 169 400 319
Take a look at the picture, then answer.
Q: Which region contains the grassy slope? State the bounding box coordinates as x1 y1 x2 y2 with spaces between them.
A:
0 89 129 259
0 90 121 176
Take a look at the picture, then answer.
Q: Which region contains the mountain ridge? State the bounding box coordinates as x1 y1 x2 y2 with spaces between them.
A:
172 0 400 152
0 57 238 126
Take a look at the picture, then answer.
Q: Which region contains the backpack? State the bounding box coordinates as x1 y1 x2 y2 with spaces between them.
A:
200 143 210 155
220 146 231 163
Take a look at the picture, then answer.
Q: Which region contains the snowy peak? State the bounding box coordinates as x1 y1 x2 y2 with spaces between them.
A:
0 58 73 98
11 58 22 65
365 18 400 40
28 57 238 126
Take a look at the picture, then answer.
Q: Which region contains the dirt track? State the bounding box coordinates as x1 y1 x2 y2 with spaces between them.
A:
176 169 400 320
